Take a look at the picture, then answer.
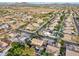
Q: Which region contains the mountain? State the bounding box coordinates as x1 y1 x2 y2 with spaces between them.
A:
0 2 79 7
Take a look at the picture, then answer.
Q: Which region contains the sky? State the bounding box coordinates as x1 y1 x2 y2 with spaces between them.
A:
0 0 79 2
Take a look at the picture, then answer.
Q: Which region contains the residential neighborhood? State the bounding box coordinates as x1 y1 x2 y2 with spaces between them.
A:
0 2 79 56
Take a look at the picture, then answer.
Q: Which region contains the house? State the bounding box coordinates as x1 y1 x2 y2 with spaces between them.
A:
0 24 10 34
8 32 17 38
62 34 72 41
0 29 6 34
4 16 13 19
31 38 44 47
19 36 28 43
47 40 56 46
64 27 74 30
26 24 35 31
66 50 79 56
43 31 51 36
36 19 43 24
0 39 11 52
46 45 59 56
63 30 74 34
32 23 39 27
49 26 54 30
0 23 10 29
27 15 33 19
0 18 6 23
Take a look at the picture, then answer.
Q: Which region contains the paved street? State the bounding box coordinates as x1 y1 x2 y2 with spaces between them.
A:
0 46 11 56
73 17 79 34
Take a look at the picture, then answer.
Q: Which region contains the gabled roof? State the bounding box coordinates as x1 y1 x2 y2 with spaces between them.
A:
31 38 44 47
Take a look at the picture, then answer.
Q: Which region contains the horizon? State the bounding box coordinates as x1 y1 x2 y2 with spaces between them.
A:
0 0 79 3
0 2 79 4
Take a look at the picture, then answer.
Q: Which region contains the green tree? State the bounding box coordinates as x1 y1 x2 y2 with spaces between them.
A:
7 42 35 56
